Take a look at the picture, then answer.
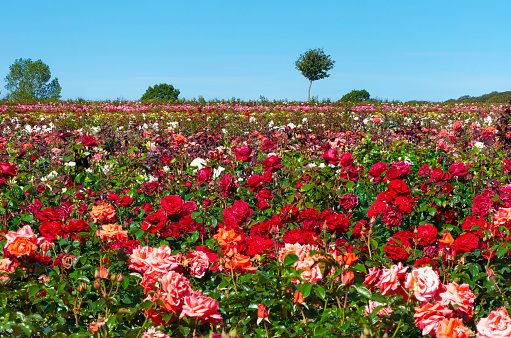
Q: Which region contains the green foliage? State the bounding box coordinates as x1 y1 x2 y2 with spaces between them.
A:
4 58 61 100
295 48 335 102
444 91 511 104
140 83 180 101
341 89 371 102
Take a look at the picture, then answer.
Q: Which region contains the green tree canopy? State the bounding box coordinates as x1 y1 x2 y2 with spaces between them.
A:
295 48 335 102
140 84 180 101
4 58 61 100
341 89 371 102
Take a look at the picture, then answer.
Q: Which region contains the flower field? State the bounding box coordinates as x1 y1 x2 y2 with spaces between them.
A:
1 100 511 337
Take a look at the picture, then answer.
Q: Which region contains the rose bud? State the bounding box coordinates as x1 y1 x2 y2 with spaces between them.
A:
116 274 124 284
94 280 101 289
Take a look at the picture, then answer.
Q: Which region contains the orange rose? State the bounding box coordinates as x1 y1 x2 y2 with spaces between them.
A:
344 252 359 266
435 318 471 338
6 237 38 257
438 232 454 249
90 202 117 223
213 228 242 251
96 223 128 242
225 254 257 273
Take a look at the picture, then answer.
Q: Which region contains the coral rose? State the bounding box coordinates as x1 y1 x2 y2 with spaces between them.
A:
375 262 408 296
90 202 117 223
476 306 511 338
0 258 15 282
405 266 442 302
179 295 223 325
6 237 38 257
96 223 128 242
493 207 511 227
414 302 454 335
439 281 476 319
435 318 472 338
213 228 243 254
225 254 257 273
364 300 392 316
189 250 210 278
141 328 171 338
160 271 192 313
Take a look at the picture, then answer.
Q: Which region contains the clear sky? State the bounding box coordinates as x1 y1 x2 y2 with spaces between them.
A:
2 0 511 102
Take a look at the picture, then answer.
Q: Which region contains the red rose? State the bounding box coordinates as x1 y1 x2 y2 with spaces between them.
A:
262 170 273 183
161 195 184 217
391 161 411 178
38 207 62 221
443 209 458 224
197 168 212 183
385 168 401 181
0 162 17 178
351 219 369 239
461 216 487 236
322 149 338 165
452 233 479 254
118 195 133 207
442 183 454 195
246 175 262 192
367 199 387 218
394 195 414 215
339 152 354 167
142 211 167 233
141 203 154 214
282 228 321 246
299 208 321 231
279 205 299 223
448 162 470 178
257 198 270 210
245 236 274 257
64 219 90 234
381 207 403 228
417 164 430 177
220 174 235 197
388 179 410 197
262 155 282 172
472 194 492 218
39 220 64 242
384 236 411 261
416 224 438 245
368 162 388 182
326 212 350 235
233 146 252 162
339 193 359 211
430 168 448 184
223 200 253 225
81 135 98 147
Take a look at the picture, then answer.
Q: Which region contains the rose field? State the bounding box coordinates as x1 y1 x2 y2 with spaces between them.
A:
2 100 511 338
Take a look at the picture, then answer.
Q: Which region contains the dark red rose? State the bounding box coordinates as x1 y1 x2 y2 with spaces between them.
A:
430 168 448 184
443 209 458 224
118 195 133 207
282 228 321 246
322 149 338 165
339 152 354 167
142 211 168 233
181 201 198 217
81 135 98 147
0 162 17 178
384 236 411 261
449 162 470 178
442 183 454 195
339 165 361 183
367 199 387 218
391 161 411 178
503 159 511 173
261 138 277 152
384 169 401 181
257 198 270 210
161 195 184 217
279 205 299 223
107 191 120 202
161 154 173 164
388 179 410 197
245 236 274 257
262 155 282 172
250 215 281 238
223 200 253 224
202 198 212 209
197 167 212 183
461 216 488 236
233 146 252 162
381 207 403 228
394 195 415 215
246 175 262 192
339 193 359 211
452 233 479 254
326 212 350 235
368 162 388 182
299 208 322 231
142 203 154 214
262 170 273 183
418 164 430 177
220 173 235 197
472 194 492 218
416 224 438 245
351 219 369 239
64 219 90 234
38 207 61 221
39 221 63 242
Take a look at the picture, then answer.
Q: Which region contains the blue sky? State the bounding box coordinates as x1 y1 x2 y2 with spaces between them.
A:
2 1 510 102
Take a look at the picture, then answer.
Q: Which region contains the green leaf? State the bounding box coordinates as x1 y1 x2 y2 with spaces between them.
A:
428 208 437 216
315 286 326 299
299 283 313 298
179 326 191 337
497 245 508 258
20 214 33 222
353 264 367 274
468 263 479 278
345 180 355 189
301 183 314 192
283 253 299 266
354 285 371 299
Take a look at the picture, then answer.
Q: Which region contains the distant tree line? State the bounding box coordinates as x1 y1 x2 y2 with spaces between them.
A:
444 91 511 104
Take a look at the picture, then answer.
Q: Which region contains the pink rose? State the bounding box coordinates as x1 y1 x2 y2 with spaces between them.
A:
476 306 511 338
414 302 454 335
363 267 381 286
160 271 192 313
179 295 223 325
364 300 392 316
189 250 210 279
405 266 442 302
439 281 476 319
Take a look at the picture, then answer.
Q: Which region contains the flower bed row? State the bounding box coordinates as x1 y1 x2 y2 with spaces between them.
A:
0 101 511 337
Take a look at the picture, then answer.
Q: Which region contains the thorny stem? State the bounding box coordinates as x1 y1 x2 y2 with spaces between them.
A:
391 318 403 338
263 321 269 338
341 286 349 325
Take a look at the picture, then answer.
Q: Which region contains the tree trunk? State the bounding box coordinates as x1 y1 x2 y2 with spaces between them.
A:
308 81 312 102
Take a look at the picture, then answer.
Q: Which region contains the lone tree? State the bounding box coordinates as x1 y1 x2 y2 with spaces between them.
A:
4 58 61 100
141 83 180 101
295 48 335 102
